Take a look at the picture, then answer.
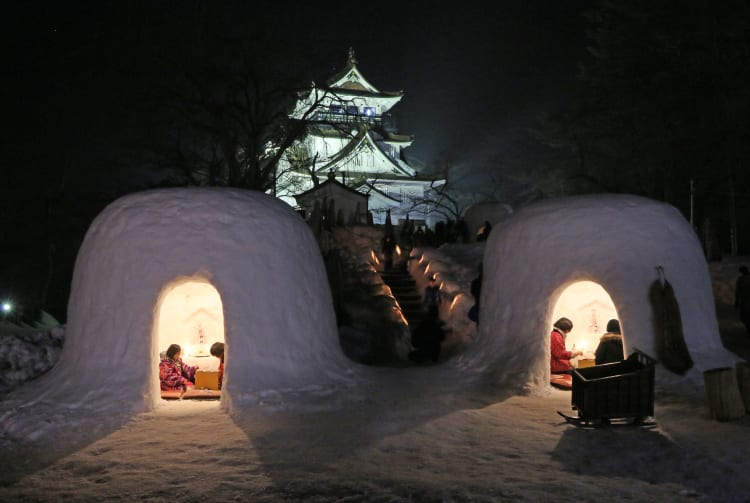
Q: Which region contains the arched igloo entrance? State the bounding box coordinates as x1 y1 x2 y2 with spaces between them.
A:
154 277 226 394
551 280 619 360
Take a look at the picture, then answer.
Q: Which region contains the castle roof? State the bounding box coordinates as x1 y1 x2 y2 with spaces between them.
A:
326 48 403 97
316 129 416 178
293 172 370 200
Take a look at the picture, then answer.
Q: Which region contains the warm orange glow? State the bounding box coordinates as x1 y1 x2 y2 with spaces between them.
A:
370 249 380 264
449 294 462 311
551 280 618 358
155 279 225 368
393 306 408 325
395 244 402 256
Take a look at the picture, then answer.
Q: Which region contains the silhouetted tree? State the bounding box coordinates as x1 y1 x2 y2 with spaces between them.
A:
531 0 750 251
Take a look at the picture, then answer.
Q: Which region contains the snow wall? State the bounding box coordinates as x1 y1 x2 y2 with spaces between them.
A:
453 194 740 393
12 188 356 413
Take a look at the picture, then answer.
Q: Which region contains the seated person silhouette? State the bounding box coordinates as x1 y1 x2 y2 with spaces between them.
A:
210 342 225 390
409 310 446 364
595 319 624 365
423 275 442 314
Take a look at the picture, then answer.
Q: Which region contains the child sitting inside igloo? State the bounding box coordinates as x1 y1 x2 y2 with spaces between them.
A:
159 343 198 391
550 317 583 390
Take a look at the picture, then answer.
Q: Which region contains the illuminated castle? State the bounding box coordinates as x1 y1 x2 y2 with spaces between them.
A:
275 49 444 227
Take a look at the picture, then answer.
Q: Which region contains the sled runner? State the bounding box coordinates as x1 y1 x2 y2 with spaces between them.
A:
557 411 656 428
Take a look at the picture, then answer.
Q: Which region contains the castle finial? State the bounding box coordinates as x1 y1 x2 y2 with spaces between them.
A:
348 47 357 65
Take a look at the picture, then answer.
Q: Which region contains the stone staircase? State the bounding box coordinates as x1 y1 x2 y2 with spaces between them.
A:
380 264 425 328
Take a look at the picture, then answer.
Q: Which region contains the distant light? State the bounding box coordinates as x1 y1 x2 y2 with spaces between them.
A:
364 107 375 117
449 294 461 311
1 302 12 314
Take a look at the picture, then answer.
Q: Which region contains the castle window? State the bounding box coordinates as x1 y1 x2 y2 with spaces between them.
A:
329 104 343 114
346 105 359 115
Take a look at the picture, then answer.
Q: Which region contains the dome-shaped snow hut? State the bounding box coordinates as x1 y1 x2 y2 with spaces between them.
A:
455 194 739 393
18 188 355 413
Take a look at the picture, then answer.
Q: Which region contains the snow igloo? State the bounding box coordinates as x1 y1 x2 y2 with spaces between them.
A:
26 188 355 412
456 194 739 393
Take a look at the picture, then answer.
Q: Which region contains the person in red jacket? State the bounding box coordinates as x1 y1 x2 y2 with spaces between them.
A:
550 317 582 374
159 344 197 391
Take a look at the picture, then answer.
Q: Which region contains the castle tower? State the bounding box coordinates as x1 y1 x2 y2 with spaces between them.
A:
276 49 444 227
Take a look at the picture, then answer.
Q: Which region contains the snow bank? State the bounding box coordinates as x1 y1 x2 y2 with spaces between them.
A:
0 324 64 393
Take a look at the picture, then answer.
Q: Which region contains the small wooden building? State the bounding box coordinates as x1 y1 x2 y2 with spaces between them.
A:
294 171 369 225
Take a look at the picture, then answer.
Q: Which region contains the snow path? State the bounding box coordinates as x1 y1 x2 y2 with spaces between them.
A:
2 381 749 502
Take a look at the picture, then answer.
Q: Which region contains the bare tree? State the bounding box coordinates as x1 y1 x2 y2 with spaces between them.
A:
153 44 380 199
406 154 503 222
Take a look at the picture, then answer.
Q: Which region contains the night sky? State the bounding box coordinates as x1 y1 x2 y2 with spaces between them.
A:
3 1 592 319
5 1 749 321
6 1 592 189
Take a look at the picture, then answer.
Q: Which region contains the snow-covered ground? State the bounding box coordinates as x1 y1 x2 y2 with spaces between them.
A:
1 217 750 501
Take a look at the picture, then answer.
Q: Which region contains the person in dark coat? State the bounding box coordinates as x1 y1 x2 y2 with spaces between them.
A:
381 234 396 270
468 263 483 324
595 319 624 365
477 220 492 241
210 342 225 389
422 275 441 315
409 311 446 364
735 266 750 337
